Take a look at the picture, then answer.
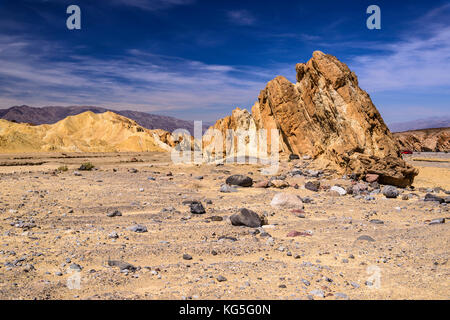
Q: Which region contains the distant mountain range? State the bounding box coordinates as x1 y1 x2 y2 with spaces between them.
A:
0 105 211 135
388 116 450 133
1 105 449 135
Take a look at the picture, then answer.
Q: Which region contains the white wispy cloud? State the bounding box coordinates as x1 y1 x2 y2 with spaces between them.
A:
0 35 278 119
227 10 256 26
347 4 450 93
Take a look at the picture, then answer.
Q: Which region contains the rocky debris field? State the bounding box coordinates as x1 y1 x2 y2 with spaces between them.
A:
0 152 448 300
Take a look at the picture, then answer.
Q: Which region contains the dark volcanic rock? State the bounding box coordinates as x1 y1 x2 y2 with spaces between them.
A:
424 194 445 203
108 260 137 272
230 208 263 228
189 201 206 214
225 175 253 187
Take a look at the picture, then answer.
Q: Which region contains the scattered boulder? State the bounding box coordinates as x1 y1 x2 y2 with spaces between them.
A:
289 154 300 160
225 175 253 187
270 193 304 209
230 208 263 228
383 186 399 199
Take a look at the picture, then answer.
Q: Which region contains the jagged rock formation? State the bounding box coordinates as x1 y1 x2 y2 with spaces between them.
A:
0 111 181 153
394 127 450 152
203 51 418 187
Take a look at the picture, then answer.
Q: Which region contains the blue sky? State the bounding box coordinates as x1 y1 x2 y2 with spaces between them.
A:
0 0 449 123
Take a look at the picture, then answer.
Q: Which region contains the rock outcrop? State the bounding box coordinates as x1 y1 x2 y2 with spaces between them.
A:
203 51 418 187
394 127 450 152
0 111 181 153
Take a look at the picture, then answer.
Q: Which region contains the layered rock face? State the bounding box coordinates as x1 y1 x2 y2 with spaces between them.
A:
394 127 450 152
204 51 418 187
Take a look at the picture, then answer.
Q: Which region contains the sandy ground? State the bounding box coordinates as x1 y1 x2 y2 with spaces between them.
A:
0 152 448 300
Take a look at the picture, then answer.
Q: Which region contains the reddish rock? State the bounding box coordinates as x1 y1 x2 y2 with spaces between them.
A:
365 174 379 183
287 230 311 237
254 180 270 188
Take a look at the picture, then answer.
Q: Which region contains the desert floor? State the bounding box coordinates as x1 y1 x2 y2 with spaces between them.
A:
0 152 448 300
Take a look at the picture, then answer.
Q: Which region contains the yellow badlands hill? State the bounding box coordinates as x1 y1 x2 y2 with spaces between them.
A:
0 111 178 153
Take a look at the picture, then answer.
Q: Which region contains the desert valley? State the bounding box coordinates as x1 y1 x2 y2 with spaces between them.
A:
0 52 448 300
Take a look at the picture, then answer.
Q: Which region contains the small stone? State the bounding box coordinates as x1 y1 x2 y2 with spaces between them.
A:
108 231 119 239
69 263 82 271
305 181 320 192
216 275 227 282
220 184 238 193
334 292 348 299
189 201 206 214
330 186 347 196
357 235 375 242
365 174 379 183
183 254 193 260
108 260 137 272
107 210 122 217
254 180 270 188
128 225 147 233
309 289 324 298
429 218 445 225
